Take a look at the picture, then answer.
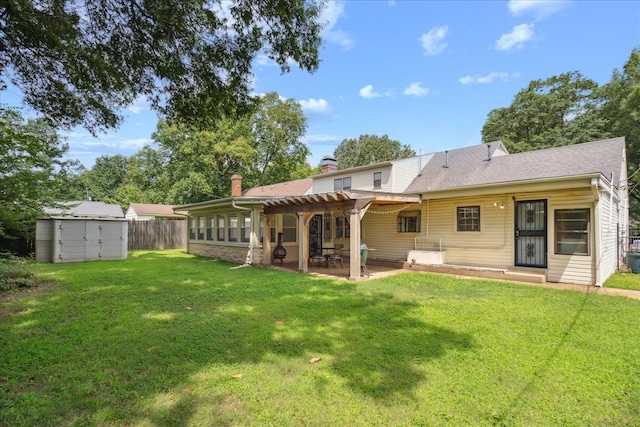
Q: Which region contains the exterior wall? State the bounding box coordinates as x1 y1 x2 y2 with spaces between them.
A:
390 154 433 192
312 165 393 193
361 206 425 261
420 196 514 269
546 190 595 285
350 187 609 286
35 220 53 262
188 242 264 265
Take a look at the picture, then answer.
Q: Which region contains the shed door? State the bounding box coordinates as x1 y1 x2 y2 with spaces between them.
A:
515 200 547 268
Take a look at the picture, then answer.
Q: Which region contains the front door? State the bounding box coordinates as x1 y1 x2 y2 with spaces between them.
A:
309 214 323 256
515 200 547 268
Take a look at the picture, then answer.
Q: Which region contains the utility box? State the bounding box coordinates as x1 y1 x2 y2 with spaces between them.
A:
627 252 640 274
36 218 128 263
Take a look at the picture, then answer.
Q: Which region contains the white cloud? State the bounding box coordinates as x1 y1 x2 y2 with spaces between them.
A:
320 2 355 50
299 98 332 115
127 95 151 114
508 0 570 19
403 82 430 97
420 25 448 56
458 72 521 85
359 85 381 99
495 23 535 52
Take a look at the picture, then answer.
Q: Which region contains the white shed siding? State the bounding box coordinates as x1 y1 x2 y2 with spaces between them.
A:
125 207 137 220
36 219 128 263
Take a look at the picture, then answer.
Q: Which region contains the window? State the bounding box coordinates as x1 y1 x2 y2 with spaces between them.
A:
343 177 351 190
259 214 276 244
457 206 480 232
197 216 205 240
324 213 332 241
373 172 382 189
334 177 352 192
228 213 238 242
206 215 215 240
240 213 251 243
397 211 421 233
282 214 297 242
217 215 226 241
555 209 590 255
189 216 197 240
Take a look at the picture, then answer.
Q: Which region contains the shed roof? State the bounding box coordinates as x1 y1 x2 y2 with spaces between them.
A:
405 137 626 194
44 201 124 218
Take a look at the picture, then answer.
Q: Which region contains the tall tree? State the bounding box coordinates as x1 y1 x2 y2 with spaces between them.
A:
481 71 605 153
84 154 129 204
0 0 323 133
333 134 415 169
0 108 75 254
250 92 311 186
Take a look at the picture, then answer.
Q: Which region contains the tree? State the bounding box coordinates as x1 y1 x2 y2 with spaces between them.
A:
151 92 312 202
84 154 129 204
0 0 323 133
0 108 75 254
250 92 311 186
480 48 640 216
481 71 605 153
598 48 640 209
333 134 416 169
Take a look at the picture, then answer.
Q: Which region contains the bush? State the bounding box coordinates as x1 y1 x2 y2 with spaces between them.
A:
0 254 35 291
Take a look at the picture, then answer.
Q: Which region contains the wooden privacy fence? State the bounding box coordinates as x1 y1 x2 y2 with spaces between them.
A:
128 220 187 250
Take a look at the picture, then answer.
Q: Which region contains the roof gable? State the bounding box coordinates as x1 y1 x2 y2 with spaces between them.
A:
406 138 626 194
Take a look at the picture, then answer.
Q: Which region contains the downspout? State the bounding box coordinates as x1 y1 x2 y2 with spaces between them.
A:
231 198 254 267
591 177 602 287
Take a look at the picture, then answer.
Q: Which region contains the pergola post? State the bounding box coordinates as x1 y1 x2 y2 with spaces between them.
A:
349 208 361 280
263 214 274 266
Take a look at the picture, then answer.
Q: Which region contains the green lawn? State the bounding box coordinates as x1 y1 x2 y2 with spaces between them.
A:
2 250 640 426
604 271 640 291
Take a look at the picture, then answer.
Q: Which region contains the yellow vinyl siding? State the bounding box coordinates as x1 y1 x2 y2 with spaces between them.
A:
361 206 423 260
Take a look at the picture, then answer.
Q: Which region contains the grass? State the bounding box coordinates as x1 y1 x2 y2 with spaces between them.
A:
604 271 640 291
1 250 640 426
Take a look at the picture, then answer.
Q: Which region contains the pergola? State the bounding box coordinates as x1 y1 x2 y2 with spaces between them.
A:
261 190 421 280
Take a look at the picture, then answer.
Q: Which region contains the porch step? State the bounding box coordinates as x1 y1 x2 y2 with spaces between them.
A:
404 263 547 284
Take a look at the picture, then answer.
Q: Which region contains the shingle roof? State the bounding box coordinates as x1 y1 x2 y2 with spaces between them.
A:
242 177 313 197
129 203 179 216
405 137 626 194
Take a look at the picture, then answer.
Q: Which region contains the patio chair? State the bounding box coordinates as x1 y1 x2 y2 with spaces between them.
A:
327 244 344 268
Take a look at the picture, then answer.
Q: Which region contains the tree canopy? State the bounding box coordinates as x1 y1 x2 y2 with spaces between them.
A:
0 0 324 133
0 108 79 253
481 47 640 213
333 134 416 169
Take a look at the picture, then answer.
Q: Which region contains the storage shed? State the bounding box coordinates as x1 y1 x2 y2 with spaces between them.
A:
36 217 128 263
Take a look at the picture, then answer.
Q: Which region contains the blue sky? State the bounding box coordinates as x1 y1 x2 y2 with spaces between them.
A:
3 0 640 169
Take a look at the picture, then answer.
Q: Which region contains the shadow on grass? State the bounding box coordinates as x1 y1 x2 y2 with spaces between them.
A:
2 252 474 425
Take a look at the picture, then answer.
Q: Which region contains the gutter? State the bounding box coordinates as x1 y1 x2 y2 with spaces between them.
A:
591 177 602 287
232 198 255 266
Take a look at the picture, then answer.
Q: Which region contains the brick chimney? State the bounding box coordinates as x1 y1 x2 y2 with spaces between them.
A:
320 156 338 174
231 174 242 197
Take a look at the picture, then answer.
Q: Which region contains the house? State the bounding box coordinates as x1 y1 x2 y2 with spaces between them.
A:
125 203 186 220
175 137 628 286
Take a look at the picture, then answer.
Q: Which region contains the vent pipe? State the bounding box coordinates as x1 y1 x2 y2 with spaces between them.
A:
444 151 449 168
486 144 492 161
